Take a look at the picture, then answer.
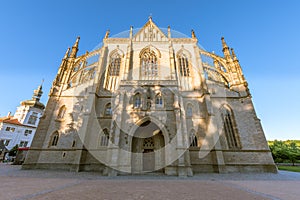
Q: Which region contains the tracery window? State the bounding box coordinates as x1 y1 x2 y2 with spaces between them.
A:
178 54 190 77
221 106 241 149
104 103 112 116
108 53 121 76
100 128 109 147
141 50 158 79
155 93 163 107
134 93 142 108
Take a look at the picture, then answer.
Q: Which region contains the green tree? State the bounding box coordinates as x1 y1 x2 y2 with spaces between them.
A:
269 140 287 163
269 140 300 164
287 142 300 166
8 144 18 157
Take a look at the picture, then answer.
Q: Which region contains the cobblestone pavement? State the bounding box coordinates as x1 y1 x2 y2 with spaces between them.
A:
1 163 299 200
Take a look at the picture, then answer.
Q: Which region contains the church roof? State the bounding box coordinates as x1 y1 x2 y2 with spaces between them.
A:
91 18 206 51
110 27 189 39
110 17 189 39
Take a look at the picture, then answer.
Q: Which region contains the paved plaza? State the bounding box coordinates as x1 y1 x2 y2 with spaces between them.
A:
0 163 299 200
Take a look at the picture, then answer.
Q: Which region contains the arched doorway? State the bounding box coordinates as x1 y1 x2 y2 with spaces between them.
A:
131 120 165 173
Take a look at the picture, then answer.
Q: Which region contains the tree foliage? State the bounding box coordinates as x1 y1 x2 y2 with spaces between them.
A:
269 140 300 165
8 144 18 157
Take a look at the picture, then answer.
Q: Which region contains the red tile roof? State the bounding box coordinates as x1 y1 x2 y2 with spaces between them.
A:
0 116 23 126
0 116 35 128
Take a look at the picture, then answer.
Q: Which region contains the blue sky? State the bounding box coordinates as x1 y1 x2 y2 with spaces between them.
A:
0 0 299 140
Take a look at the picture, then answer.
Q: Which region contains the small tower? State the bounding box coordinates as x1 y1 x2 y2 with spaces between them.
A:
220 38 249 95
14 84 45 125
32 83 43 102
52 37 81 92
54 47 70 86
221 37 232 62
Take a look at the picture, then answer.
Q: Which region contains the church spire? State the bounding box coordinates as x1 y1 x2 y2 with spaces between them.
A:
221 37 232 61
63 47 70 60
231 48 238 61
69 36 80 58
191 29 196 39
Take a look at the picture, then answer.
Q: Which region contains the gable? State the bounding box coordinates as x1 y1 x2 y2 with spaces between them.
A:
133 19 168 42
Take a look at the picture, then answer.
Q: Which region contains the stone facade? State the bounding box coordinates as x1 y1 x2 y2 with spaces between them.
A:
22 19 277 176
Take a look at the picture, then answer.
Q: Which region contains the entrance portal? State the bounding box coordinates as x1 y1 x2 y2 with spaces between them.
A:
131 121 165 173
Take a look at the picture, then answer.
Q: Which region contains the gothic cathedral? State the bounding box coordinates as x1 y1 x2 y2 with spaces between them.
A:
23 18 277 176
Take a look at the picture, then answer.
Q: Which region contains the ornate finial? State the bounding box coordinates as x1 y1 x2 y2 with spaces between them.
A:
70 37 80 58
63 47 70 59
104 30 110 39
191 29 196 39
168 25 171 38
149 13 152 21
129 26 133 39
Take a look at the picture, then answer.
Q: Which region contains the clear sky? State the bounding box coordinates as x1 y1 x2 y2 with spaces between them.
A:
0 0 299 140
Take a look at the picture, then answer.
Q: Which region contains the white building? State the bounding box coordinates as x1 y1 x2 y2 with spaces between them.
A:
0 85 45 150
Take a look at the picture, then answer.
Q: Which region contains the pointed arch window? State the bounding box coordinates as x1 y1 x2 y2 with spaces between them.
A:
57 105 66 119
50 131 59 147
134 93 142 108
155 93 163 107
108 53 121 76
141 50 158 79
186 104 193 117
221 106 241 149
190 130 198 147
178 54 190 77
100 128 109 147
104 103 112 116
